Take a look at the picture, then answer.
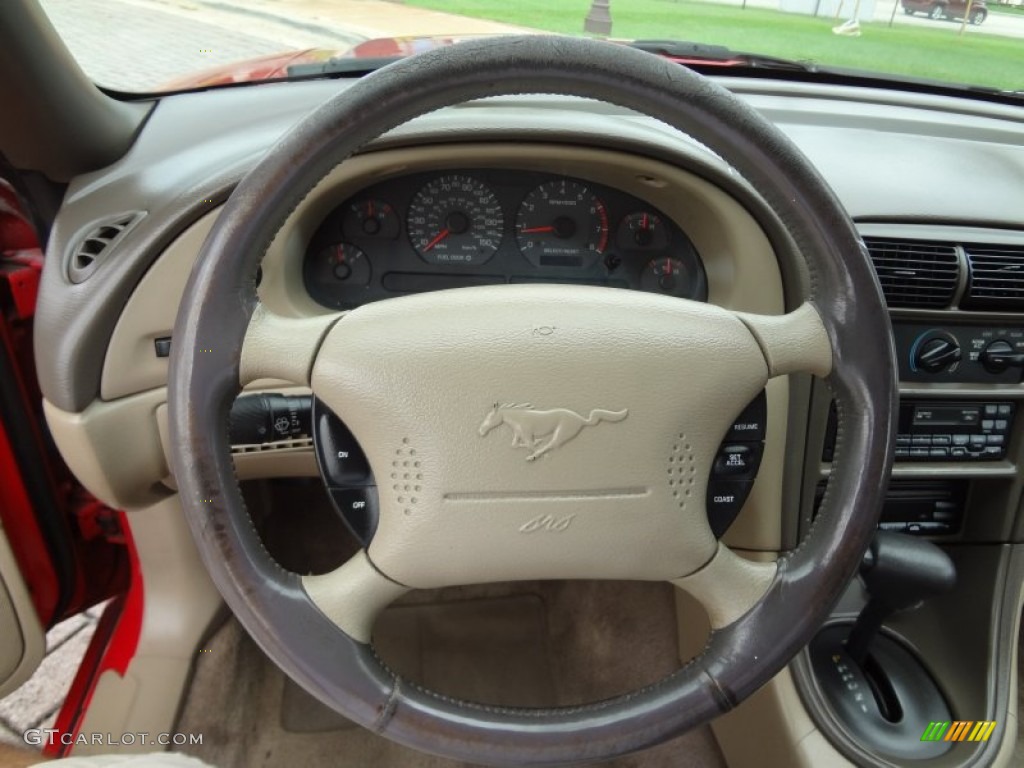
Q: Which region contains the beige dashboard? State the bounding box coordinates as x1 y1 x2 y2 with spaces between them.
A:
44 143 791 556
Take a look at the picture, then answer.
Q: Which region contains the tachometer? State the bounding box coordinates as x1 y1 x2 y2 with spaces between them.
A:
407 175 504 265
515 180 609 268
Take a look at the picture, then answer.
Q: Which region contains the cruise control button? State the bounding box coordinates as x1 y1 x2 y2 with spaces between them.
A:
706 480 750 537
329 488 379 546
314 401 372 486
726 390 767 442
714 444 760 479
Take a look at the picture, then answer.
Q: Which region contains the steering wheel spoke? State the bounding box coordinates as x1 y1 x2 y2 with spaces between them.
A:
240 303 342 387
303 552 409 643
736 302 833 379
671 544 778 629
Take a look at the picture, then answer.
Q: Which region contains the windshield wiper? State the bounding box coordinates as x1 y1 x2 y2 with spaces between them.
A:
629 40 817 73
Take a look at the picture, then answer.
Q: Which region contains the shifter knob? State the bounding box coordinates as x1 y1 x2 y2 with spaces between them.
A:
845 531 956 665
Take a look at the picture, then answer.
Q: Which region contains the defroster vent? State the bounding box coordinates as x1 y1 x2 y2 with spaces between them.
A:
863 238 959 309
963 244 1024 311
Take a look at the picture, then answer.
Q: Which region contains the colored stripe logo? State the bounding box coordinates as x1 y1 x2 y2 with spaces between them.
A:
921 721 997 742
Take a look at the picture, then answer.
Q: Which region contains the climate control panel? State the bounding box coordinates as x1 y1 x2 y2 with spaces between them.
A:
895 324 1024 383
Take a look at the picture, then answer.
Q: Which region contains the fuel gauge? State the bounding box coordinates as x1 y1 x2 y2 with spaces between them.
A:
618 212 668 250
343 199 400 240
641 257 689 297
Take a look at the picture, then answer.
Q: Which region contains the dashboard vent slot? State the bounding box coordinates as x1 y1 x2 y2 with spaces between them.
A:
863 238 959 309
67 212 144 283
963 244 1024 310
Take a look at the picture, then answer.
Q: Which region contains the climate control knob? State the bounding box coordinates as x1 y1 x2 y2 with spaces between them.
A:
913 336 961 374
980 340 1024 374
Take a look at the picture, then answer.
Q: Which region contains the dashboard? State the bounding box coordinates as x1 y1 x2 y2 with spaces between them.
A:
25 75 1024 768
303 170 706 309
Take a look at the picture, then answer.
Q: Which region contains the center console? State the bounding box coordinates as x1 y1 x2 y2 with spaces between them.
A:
790 225 1024 768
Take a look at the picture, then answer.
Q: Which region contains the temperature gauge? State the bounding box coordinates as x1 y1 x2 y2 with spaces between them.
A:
641 257 690 298
617 212 668 250
313 243 371 287
342 199 400 240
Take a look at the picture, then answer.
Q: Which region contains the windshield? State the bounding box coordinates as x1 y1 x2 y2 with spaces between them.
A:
38 0 1023 94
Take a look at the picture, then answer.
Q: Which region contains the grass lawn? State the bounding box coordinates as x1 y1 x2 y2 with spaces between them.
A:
407 0 1023 91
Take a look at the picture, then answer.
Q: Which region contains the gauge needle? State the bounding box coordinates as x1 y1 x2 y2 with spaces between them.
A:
422 228 450 252
520 225 555 234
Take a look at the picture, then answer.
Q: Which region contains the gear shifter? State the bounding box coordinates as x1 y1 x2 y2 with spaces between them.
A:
845 531 956 665
809 531 957 761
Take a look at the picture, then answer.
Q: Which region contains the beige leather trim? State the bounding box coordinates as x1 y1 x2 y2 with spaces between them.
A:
302 552 409 643
671 544 776 629
72 496 221 756
0 525 44 697
737 303 832 378
44 391 170 509
101 213 219 401
312 284 769 588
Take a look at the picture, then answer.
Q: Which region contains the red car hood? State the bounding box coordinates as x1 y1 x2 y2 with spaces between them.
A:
161 35 476 90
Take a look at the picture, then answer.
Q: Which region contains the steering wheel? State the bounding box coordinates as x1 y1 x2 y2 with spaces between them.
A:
168 36 896 765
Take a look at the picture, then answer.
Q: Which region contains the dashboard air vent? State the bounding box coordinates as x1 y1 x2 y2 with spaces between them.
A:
963 244 1024 311
863 238 959 309
67 211 144 283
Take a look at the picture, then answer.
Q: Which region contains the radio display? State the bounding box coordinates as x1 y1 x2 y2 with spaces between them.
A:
912 405 980 427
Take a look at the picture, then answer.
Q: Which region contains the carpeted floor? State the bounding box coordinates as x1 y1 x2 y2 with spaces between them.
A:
175 579 725 768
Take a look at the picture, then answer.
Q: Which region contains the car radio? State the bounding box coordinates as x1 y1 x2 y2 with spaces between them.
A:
824 400 1014 462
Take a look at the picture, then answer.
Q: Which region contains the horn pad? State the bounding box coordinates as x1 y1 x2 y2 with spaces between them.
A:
311 284 769 588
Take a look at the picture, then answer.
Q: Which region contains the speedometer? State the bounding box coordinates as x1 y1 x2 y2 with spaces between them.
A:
407 175 504 265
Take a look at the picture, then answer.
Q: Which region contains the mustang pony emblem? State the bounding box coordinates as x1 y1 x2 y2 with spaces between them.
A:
478 403 629 461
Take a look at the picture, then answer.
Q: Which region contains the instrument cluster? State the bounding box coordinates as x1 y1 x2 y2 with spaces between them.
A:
303 169 706 309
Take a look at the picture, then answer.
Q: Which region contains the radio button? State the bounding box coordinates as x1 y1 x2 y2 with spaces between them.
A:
952 434 970 446
912 435 932 446
895 448 910 458
982 446 1004 458
995 419 1008 431
929 448 949 458
982 419 995 431
896 435 912 446
998 404 1012 416
910 448 930 458
985 404 998 416
951 447 969 458
987 435 1005 446
932 435 951 446
969 435 986 447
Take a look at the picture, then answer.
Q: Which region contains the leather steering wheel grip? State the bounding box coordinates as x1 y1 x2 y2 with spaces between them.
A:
167 35 897 765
